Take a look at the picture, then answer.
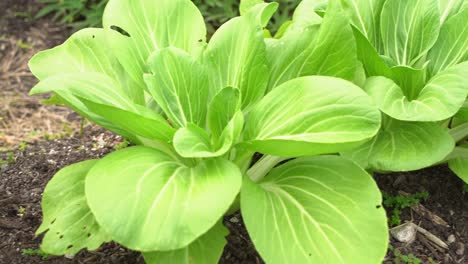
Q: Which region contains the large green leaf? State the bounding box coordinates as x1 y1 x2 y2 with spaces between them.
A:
37 160 110 255
266 1 358 90
85 147 241 251
103 0 206 89
144 47 209 128
364 62 468 121
143 222 228 264
281 0 323 35
338 0 386 52
342 120 454 171
203 4 276 110
28 28 144 104
427 7 468 77
241 156 388 264
380 0 440 66
244 76 381 156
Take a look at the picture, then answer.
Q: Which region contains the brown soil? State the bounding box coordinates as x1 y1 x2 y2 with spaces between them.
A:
0 0 80 150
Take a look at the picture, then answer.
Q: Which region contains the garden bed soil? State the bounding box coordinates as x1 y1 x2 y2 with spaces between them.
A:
0 126 467 264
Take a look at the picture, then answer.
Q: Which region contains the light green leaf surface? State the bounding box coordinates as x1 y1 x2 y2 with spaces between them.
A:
364 62 468 121
85 147 241 251
37 160 110 255
241 156 388 264
380 0 440 66
143 222 228 264
244 76 381 156
103 0 206 89
207 87 241 139
439 0 465 23
342 121 454 171
144 47 209 128
455 100 468 121
28 28 144 104
427 7 468 77
203 5 274 110
240 0 264 15
449 157 468 183
338 0 386 51
266 2 357 90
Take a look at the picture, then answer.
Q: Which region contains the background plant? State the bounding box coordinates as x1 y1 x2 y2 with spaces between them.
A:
37 0 301 34
29 0 389 263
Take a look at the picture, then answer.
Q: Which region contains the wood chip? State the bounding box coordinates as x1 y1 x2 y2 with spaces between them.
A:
413 224 449 250
398 191 449 227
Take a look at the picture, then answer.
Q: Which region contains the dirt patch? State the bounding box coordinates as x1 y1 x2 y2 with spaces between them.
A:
0 0 80 150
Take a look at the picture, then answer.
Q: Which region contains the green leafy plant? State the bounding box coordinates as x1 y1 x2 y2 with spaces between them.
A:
308 0 468 178
21 248 50 260
29 0 389 263
383 191 429 226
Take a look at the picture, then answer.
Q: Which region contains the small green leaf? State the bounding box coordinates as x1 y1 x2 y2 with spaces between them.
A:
207 87 241 139
244 76 381 156
241 156 388 264
85 147 241 251
380 0 440 66
143 222 228 264
342 120 454 171
240 0 264 15
37 160 110 255
364 62 468 122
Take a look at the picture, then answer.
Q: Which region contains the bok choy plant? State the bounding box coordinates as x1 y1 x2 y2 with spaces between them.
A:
310 0 468 178
29 0 389 263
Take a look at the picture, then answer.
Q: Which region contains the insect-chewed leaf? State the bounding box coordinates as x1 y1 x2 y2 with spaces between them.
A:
364 62 468 122
241 156 388 264
37 160 111 255
145 47 209 128
380 0 440 66
244 76 381 156
143 222 229 264
103 0 206 90
266 1 358 90
342 120 454 171
427 7 468 77
85 147 242 251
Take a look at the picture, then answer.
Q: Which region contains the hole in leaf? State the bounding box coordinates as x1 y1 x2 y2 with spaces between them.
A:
59 235 64 239
198 39 203 42
50 219 56 225
83 226 87 230
87 233 92 238
66 245 73 249
110 25 131 37
376 205 382 209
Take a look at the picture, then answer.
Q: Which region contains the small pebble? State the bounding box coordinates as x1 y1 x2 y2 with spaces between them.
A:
456 242 465 256
447 234 456 244
230 217 239 223
390 223 416 243
49 149 57 155
47 159 57 165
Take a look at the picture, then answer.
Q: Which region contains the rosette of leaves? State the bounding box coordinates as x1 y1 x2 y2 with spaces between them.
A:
29 0 388 263
311 0 468 177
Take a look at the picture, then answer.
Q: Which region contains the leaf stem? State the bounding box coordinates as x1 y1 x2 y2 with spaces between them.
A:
247 155 289 182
